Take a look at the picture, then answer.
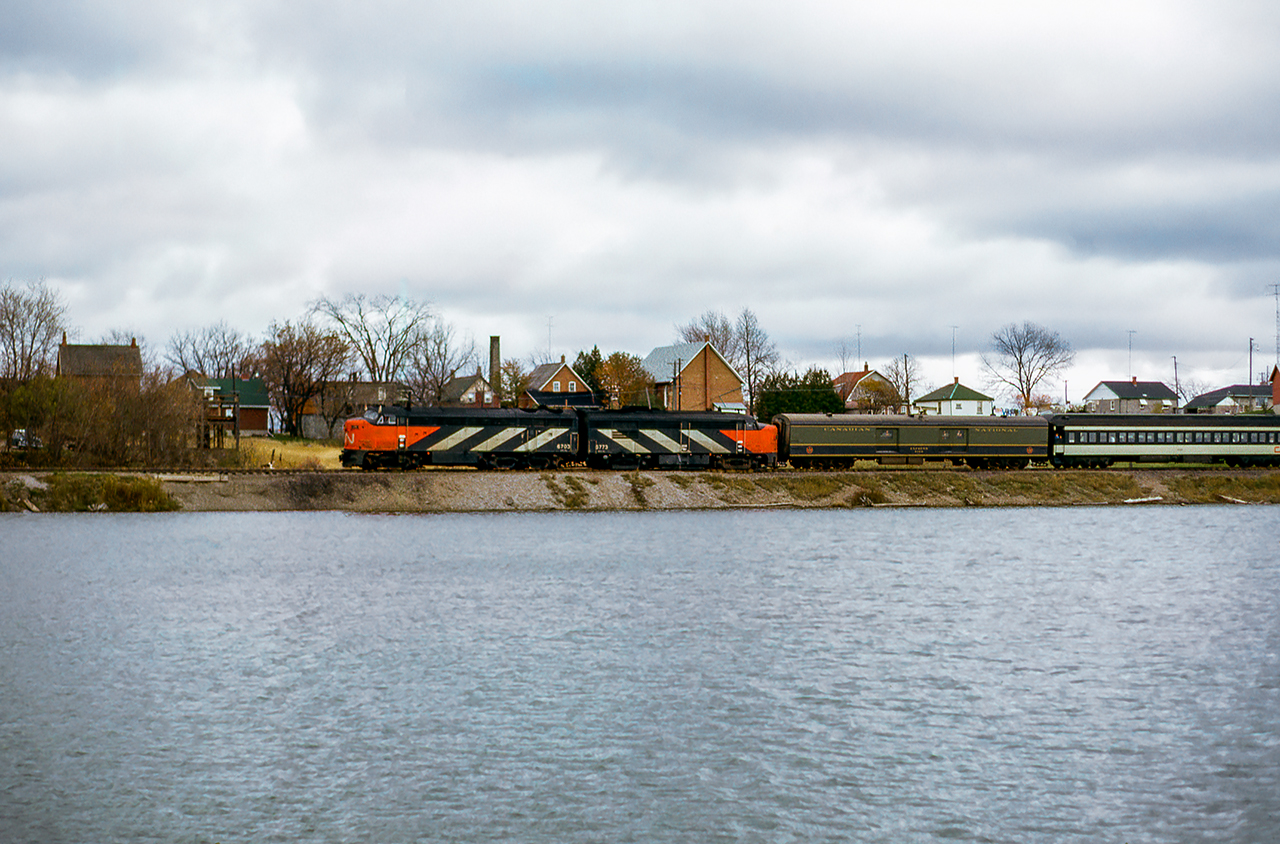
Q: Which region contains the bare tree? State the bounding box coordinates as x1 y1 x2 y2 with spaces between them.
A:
0 278 68 382
736 308 779 414
1176 377 1210 406
883 354 922 413
313 293 433 382
981 322 1075 409
836 340 852 375
677 310 741 363
166 322 250 378
405 319 477 406
253 320 351 436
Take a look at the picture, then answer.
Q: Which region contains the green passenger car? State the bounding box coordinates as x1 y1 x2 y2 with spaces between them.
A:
774 414 1049 469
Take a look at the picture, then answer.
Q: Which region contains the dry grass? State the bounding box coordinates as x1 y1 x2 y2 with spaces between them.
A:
1160 472 1280 504
240 437 344 470
755 474 857 501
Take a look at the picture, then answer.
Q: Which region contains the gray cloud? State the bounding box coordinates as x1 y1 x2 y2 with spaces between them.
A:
3 0 1280 399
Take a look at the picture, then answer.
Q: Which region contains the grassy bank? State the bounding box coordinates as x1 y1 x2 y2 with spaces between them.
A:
3 473 180 512
6 467 1280 513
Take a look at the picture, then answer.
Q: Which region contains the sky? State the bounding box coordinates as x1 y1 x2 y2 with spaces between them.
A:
3 0 1280 405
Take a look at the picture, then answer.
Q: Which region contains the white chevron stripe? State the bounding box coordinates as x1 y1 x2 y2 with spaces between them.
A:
514 427 568 452
599 429 648 454
685 429 731 453
471 426 526 452
430 426 484 451
644 429 684 454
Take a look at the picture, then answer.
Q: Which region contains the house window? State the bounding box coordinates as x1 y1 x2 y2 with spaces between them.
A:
569 381 577 392
553 381 562 392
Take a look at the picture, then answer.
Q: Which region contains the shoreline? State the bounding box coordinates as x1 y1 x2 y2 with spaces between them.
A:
7 468 1280 512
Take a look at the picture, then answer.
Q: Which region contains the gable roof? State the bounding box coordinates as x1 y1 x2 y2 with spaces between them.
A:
57 342 143 379
832 369 883 398
642 341 741 383
528 359 585 391
1085 380 1178 401
1184 384 1272 410
915 381 993 403
440 372 492 403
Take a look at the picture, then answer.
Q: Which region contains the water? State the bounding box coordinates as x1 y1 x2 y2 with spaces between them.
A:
2 507 1279 843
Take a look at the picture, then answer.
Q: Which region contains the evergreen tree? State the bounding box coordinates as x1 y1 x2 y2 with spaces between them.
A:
755 367 844 421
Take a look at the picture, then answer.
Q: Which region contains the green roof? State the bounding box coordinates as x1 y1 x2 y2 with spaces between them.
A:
915 382 992 403
206 376 269 407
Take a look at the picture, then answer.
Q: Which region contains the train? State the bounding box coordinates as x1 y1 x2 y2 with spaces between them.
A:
341 406 778 470
341 405 1280 471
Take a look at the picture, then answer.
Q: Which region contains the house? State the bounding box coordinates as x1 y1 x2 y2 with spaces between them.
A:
641 341 744 411
56 335 143 385
518 356 597 408
913 379 994 416
832 365 894 412
1183 384 1274 414
440 368 499 408
1083 378 1178 413
301 380 408 439
184 372 271 443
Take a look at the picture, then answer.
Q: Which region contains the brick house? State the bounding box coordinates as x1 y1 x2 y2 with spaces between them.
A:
832 365 893 411
518 356 596 408
440 369 500 408
642 341 744 411
56 336 143 385
185 372 271 444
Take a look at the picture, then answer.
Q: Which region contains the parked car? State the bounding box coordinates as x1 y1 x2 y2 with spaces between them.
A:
9 429 42 449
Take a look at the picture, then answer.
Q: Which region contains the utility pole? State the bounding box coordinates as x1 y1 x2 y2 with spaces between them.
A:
903 352 911 413
1127 330 1137 379
856 324 861 365
1172 355 1179 404
546 316 554 360
1270 283 1279 370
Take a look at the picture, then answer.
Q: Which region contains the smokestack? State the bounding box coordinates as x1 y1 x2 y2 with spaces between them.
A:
489 336 500 391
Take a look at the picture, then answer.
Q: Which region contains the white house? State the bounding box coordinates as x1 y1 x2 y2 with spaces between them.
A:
912 379 994 416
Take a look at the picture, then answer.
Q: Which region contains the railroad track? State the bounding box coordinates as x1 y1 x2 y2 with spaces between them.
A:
7 463 1277 478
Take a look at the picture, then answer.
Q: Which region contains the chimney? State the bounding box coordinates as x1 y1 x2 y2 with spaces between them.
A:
1132 376 1138 386
954 376 959 384
131 337 137 347
560 354 565 363
489 336 500 390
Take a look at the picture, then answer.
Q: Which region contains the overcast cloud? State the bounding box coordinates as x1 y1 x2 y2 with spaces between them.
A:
3 0 1279 402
